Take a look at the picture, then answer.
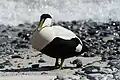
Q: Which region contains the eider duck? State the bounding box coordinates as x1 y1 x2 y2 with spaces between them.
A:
30 14 89 69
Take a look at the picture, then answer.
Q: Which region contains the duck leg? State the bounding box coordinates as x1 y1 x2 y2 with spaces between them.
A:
55 58 65 69
55 58 59 67
59 58 65 69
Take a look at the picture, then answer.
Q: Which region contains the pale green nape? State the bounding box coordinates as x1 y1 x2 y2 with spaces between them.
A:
38 19 44 30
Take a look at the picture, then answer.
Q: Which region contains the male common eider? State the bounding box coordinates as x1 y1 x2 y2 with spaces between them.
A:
30 14 89 69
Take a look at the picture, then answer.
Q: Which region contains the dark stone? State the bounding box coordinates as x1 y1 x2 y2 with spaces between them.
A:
100 31 110 36
26 56 30 59
70 59 82 68
107 39 115 43
10 28 20 32
31 64 39 68
94 50 101 55
0 65 4 69
87 29 98 35
38 58 46 63
107 60 120 69
115 25 120 30
108 56 117 60
107 60 117 66
116 51 120 54
82 66 100 74
72 21 77 25
1 30 7 33
17 65 21 68
41 72 48 75
15 43 29 49
82 52 95 57
1 60 12 66
54 75 66 80
111 21 120 26
10 39 19 44
18 32 22 37
34 53 43 57
115 37 120 42
22 33 30 40
18 24 24 27
17 29 31 40
101 54 108 62
11 55 23 59
31 24 37 28
28 62 32 65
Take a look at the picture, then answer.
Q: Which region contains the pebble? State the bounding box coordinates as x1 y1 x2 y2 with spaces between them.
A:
38 58 46 63
82 52 95 57
17 29 31 40
107 60 120 69
82 66 100 74
0 65 5 69
54 75 78 80
102 36 114 42
11 55 23 59
70 59 82 68
31 64 39 68
100 67 113 74
41 72 48 75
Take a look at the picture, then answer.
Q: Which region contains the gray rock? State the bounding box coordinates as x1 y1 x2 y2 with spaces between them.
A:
107 60 120 69
102 36 114 43
11 55 23 59
0 65 4 69
100 67 118 74
31 64 39 68
70 59 82 68
38 58 46 63
82 66 100 74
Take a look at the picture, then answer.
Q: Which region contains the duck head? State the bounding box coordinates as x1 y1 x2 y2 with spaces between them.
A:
38 14 52 30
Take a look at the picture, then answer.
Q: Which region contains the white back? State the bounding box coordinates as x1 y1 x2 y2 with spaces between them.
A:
52 25 77 40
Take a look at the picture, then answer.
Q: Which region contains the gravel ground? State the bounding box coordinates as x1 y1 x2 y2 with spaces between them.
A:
0 20 120 80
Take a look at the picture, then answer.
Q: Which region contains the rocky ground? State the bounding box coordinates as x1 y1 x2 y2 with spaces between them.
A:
0 19 120 80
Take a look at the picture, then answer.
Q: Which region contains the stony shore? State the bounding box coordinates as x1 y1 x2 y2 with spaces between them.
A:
0 20 120 80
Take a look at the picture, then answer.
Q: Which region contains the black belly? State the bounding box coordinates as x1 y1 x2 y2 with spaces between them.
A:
40 37 82 59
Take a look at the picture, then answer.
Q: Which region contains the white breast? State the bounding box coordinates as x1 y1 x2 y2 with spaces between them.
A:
30 27 55 51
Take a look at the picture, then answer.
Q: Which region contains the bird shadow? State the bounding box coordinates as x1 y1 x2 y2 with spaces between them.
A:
0 66 79 72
